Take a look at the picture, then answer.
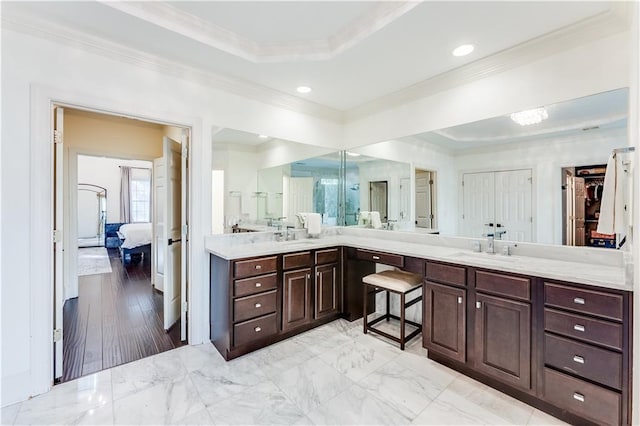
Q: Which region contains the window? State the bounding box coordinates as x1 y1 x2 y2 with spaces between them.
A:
130 168 151 222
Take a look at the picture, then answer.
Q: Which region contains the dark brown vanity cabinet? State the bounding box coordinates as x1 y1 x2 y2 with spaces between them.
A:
542 281 631 426
282 267 313 332
314 248 341 320
423 261 467 363
473 271 532 391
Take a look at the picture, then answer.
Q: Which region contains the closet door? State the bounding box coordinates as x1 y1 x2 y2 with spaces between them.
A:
494 169 532 242
462 172 495 238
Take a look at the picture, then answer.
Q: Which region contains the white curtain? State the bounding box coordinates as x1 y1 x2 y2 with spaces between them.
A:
120 166 131 223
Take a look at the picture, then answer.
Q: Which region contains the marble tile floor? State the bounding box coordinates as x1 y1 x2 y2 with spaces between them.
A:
2 318 568 425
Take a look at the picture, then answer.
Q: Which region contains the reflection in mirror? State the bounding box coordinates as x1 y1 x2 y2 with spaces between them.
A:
344 151 412 229
389 87 629 247
211 128 336 233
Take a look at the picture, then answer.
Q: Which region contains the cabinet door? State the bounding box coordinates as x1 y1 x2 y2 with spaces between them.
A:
474 293 531 390
282 268 312 332
315 263 341 319
423 282 466 363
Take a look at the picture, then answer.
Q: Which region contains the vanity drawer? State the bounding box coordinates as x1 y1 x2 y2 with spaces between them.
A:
233 313 278 347
544 333 622 390
283 251 312 270
425 261 465 287
234 256 278 279
233 290 278 323
355 249 404 268
315 248 339 265
475 271 530 301
544 367 620 426
544 282 623 321
234 273 278 298
545 308 622 351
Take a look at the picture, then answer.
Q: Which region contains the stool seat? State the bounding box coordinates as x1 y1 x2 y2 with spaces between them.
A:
363 269 423 350
363 270 422 293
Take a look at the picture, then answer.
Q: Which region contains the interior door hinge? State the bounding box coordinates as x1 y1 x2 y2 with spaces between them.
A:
182 224 188 236
54 130 62 144
182 301 188 313
182 146 188 158
53 328 62 342
53 229 61 243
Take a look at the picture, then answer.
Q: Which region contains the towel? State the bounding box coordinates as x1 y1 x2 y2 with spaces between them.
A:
597 154 626 236
370 211 382 229
306 213 322 236
358 211 370 225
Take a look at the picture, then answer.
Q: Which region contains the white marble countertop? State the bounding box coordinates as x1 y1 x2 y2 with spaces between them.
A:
205 233 630 292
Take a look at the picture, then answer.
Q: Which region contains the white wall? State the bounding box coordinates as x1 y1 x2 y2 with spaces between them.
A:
77 156 153 224
1 28 342 406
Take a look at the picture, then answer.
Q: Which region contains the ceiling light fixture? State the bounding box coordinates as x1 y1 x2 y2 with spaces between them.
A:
296 86 312 94
510 107 549 126
258 134 268 139
452 44 474 57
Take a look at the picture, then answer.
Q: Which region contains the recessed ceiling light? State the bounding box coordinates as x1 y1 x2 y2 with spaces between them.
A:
452 44 474 57
510 107 549 126
258 134 268 139
296 86 312 94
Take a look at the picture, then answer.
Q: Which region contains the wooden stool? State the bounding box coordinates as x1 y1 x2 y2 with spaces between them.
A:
362 269 423 350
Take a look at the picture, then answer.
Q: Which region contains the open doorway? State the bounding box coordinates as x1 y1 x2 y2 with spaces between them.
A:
415 169 436 229
53 106 190 382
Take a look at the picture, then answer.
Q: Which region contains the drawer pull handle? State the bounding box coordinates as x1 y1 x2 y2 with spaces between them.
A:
573 297 585 305
457 297 463 304
573 355 585 364
255 265 262 270
372 255 380 260
573 393 585 402
255 303 262 308
255 282 262 288
254 326 262 332
574 324 585 332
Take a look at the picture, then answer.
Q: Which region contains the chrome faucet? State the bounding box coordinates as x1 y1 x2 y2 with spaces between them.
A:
485 235 495 254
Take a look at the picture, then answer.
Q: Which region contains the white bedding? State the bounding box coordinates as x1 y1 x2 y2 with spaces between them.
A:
119 223 152 249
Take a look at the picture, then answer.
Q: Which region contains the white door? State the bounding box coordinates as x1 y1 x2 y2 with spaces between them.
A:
288 177 314 219
179 130 189 341
159 136 183 331
494 170 532 242
415 170 432 228
462 172 495 238
53 106 64 379
399 177 410 223
153 158 164 292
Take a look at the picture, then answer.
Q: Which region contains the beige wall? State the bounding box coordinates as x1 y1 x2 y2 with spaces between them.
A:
65 108 163 159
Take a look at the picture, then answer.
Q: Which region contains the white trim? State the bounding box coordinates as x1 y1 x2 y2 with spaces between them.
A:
29 84 209 398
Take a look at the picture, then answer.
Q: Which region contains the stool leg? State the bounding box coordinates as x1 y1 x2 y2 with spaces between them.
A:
400 292 406 350
386 290 390 321
363 283 368 334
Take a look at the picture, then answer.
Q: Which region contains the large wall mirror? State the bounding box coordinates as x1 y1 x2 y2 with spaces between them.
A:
211 88 630 249
378 87 630 248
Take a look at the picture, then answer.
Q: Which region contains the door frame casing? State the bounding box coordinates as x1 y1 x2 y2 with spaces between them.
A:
28 84 206 399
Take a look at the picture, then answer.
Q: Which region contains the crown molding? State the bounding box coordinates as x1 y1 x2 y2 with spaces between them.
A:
346 4 631 122
1 12 344 124
99 1 420 63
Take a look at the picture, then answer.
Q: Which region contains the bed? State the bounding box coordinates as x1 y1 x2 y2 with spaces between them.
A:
117 223 152 264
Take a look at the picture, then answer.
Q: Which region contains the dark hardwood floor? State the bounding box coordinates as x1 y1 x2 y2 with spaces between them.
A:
62 248 184 382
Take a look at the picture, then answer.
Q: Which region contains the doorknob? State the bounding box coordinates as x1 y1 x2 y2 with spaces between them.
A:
168 238 182 245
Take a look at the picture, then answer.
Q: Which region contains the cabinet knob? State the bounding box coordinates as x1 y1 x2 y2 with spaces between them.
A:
255 303 262 308
457 297 463 304
255 265 262 270
255 282 262 288
476 301 481 309
573 392 585 402
573 297 585 305
372 255 380 260
307 274 311 279
254 326 262 332
573 355 585 364
573 324 585 332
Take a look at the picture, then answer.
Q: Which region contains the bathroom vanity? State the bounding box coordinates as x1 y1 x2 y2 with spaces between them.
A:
207 229 632 425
